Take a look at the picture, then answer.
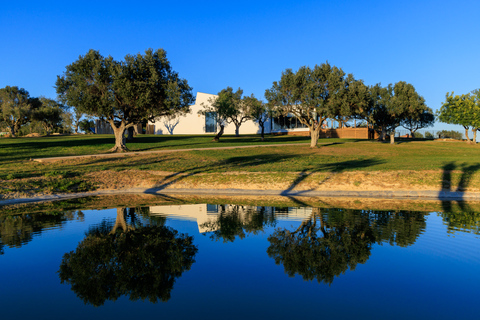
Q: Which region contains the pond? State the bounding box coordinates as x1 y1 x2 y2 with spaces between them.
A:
1 198 479 319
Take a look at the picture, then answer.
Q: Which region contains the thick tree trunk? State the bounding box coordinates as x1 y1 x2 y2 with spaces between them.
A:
472 128 477 145
212 124 224 142
260 124 265 141
110 208 129 234
390 131 395 144
108 121 128 152
234 124 240 137
310 127 320 148
379 128 386 141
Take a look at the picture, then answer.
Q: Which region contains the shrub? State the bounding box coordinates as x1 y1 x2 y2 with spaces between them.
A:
437 130 463 140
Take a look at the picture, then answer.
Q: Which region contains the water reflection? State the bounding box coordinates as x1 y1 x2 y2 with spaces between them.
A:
267 208 427 285
199 205 277 242
0 210 84 254
58 207 198 306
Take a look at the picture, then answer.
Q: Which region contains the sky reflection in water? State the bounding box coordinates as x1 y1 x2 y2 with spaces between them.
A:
0 202 479 320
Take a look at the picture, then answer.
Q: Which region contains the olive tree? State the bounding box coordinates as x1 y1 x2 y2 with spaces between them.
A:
265 63 357 148
31 97 65 135
438 91 480 144
199 87 252 141
56 48 193 152
0 86 38 137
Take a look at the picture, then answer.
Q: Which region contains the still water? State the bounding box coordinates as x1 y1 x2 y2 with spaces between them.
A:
1 201 480 319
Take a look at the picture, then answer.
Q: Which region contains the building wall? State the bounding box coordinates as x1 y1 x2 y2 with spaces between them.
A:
150 92 312 136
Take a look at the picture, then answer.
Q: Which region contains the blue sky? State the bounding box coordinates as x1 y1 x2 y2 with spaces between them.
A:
1 0 479 131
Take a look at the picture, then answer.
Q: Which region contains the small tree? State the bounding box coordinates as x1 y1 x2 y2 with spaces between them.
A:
245 94 270 141
56 49 193 152
401 106 435 138
31 97 64 135
0 86 38 137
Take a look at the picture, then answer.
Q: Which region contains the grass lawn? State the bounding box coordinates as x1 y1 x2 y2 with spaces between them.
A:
2 134 480 198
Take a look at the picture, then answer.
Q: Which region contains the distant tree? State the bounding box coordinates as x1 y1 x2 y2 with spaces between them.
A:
437 130 463 140
401 106 435 138
66 106 85 134
31 97 64 135
58 208 198 306
265 63 354 148
438 91 480 144
245 94 270 141
56 49 193 152
199 87 252 140
78 119 95 133
0 86 39 137
371 82 427 144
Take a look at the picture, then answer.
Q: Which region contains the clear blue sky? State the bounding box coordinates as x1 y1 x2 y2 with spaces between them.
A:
1 0 479 131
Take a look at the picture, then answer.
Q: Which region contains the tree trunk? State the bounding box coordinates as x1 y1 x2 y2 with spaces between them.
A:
464 127 472 144
108 121 128 152
390 130 395 144
260 123 265 141
235 124 240 137
110 208 130 234
127 126 135 142
379 127 386 141
310 126 320 148
8 125 16 138
212 124 224 142
472 128 477 145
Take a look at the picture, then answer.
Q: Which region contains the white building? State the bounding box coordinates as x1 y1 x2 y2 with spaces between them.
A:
149 92 310 136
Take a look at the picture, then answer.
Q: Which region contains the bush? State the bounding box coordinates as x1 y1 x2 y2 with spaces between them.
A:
437 130 463 140
413 132 424 138
425 131 434 139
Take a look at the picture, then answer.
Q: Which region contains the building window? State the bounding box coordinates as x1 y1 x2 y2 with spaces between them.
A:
272 114 308 131
205 112 217 133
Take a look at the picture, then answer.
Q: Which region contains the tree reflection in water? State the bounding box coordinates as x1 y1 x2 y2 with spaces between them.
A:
200 205 276 242
58 207 198 306
267 208 427 285
0 210 85 254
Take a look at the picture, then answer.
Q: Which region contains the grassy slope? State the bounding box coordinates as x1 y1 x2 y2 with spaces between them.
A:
1 134 480 197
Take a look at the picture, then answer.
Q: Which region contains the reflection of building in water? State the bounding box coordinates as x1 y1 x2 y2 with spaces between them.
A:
149 204 313 233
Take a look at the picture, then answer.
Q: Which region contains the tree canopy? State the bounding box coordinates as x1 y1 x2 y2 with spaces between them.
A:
267 208 426 284
265 63 368 147
438 90 480 144
370 81 431 143
58 208 198 306
31 97 65 135
199 87 254 140
0 86 39 137
56 48 194 152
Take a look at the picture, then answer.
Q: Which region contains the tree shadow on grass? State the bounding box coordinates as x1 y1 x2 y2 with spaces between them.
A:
280 158 385 206
441 162 480 213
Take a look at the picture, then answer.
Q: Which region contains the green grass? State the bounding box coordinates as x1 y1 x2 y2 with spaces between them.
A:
2 134 480 196
0 134 311 162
